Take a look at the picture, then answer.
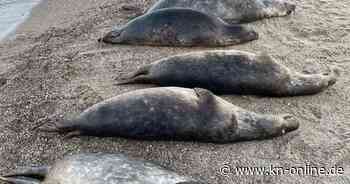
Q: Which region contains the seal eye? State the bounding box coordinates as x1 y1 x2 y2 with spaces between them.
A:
263 0 272 7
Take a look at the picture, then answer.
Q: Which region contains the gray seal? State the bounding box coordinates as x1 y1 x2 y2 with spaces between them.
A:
117 50 338 96
147 0 296 23
0 153 204 184
99 8 258 47
38 87 298 143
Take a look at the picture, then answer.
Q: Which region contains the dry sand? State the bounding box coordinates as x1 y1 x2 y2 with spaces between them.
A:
0 0 349 183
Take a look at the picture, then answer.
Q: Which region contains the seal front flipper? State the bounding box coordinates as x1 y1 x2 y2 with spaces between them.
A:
194 88 217 111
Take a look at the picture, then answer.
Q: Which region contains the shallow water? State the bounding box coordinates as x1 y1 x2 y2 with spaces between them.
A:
0 0 41 40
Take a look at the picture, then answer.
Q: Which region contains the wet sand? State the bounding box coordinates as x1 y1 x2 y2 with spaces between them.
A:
0 0 349 183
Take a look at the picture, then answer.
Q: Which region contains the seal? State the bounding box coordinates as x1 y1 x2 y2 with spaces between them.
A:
38 87 299 143
0 153 204 184
117 50 338 96
99 8 258 47
147 0 296 23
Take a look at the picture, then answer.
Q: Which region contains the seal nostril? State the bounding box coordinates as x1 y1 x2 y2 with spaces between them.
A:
249 31 259 40
286 3 296 15
328 78 337 86
283 114 293 120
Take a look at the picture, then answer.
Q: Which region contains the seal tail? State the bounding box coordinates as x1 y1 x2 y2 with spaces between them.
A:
116 64 153 85
0 176 41 184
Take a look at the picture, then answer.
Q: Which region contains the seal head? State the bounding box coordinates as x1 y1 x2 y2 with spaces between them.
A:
236 114 299 141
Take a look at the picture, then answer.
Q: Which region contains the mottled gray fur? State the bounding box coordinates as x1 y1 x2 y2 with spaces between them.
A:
0 153 204 184
118 50 338 96
38 87 298 143
148 0 296 23
100 8 258 47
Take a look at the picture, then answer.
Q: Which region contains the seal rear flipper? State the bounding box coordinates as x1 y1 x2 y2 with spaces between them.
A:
35 119 80 138
115 64 154 85
115 75 153 85
98 28 124 43
4 166 48 180
0 176 41 184
121 64 152 80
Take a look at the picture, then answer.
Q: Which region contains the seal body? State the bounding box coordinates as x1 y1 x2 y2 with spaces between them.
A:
118 50 338 96
148 0 296 23
0 153 203 184
100 8 258 47
42 87 298 143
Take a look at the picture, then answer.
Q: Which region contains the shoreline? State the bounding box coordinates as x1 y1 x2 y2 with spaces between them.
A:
0 0 43 42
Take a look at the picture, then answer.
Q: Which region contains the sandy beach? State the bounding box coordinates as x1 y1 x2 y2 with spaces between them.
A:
0 0 349 183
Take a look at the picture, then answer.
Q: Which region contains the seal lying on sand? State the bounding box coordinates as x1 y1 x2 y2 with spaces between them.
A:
147 0 296 23
0 153 204 184
38 87 298 143
99 8 258 47
117 50 338 96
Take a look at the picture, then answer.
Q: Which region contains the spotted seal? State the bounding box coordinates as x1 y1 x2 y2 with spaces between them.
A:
38 87 298 143
0 153 204 184
99 8 258 47
147 0 296 23
117 50 338 96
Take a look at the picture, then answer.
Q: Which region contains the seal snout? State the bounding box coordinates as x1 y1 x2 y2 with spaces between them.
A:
282 114 299 133
248 30 259 41
323 67 340 86
242 28 259 42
